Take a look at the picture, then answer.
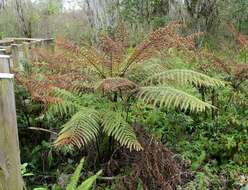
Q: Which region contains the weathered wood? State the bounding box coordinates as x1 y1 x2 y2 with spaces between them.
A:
29 41 40 61
0 38 55 70
41 38 54 52
4 37 43 42
0 55 11 73
11 44 19 68
0 37 55 190
11 44 25 70
0 73 24 190
0 46 11 54
0 39 14 46
0 49 6 55
22 42 30 63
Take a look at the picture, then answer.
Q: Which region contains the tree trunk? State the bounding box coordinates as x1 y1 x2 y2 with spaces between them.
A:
0 56 24 190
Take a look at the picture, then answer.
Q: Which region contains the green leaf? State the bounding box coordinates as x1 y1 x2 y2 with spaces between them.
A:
66 158 85 190
48 150 53 168
102 111 143 151
55 109 101 148
145 69 224 87
33 188 48 190
77 170 102 190
137 179 144 190
138 86 214 112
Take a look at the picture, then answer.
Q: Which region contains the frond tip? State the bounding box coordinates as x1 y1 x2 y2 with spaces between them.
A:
145 69 225 87
138 86 214 112
54 109 101 148
102 111 143 151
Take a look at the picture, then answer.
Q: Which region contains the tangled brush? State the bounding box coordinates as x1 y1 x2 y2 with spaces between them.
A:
109 125 192 190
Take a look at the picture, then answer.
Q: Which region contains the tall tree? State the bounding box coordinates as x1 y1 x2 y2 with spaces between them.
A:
14 0 33 37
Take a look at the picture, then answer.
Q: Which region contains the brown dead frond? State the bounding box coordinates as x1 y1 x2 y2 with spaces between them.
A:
226 23 248 49
197 51 231 74
110 125 188 190
56 37 107 78
233 64 248 81
18 22 203 107
100 36 125 73
16 70 91 105
97 77 137 94
114 22 129 48
121 22 199 75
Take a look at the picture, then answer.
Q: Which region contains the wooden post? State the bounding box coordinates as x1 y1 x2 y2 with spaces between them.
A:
0 73 24 189
22 42 30 63
11 44 24 71
11 44 19 68
0 55 11 73
0 49 6 55
30 41 39 61
42 38 54 52
18 45 25 71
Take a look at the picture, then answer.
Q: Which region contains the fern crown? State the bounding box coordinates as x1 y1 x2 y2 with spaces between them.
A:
19 23 224 151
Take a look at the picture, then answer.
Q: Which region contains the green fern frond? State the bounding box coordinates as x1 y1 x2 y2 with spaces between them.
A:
66 158 85 190
55 109 101 148
127 59 168 83
46 100 78 118
53 88 78 101
138 86 214 112
102 112 143 151
46 88 79 118
77 170 102 190
145 69 224 87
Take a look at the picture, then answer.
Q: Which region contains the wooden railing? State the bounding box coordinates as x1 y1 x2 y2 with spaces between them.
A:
0 37 54 71
0 37 54 190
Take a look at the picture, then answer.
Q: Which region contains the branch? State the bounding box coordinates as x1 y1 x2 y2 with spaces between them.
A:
28 127 58 135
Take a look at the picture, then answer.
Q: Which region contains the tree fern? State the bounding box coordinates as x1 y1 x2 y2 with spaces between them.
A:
102 111 143 151
138 86 214 112
55 109 101 148
145 69 224 87
22 24 226 153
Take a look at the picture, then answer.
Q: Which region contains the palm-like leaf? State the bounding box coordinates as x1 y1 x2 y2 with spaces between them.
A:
145 69 224 87
102 111 143 151
138 86 214 112
55 109 101 148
